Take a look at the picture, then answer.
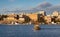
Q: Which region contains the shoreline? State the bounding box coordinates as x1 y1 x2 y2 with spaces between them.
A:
0 23 60 25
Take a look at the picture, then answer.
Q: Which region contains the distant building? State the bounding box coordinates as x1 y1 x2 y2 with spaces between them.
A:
26 14 38 22
37 14 44 23
37 11 46 16
22 15 30 23
56 15 60 21
6 17 16 21
52 11 59 17
7 13 16 17
18 18 25 23
57 15 60 18
19 14 23 17
44 15 51 24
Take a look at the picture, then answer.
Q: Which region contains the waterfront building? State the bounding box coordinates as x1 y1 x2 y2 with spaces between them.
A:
5 17 16 21
57 15 60 18
4 16 17 24
44 15 51 24
37 11 46 16
22 15 31 23
52 11 59 17
19 14 24 18
55 15 60 24
37 14 44 23
7 13 15 18
26 14 38 22
14 15 19 20
18 18 25 23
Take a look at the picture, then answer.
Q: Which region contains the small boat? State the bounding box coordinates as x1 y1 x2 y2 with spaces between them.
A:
34 25 40 30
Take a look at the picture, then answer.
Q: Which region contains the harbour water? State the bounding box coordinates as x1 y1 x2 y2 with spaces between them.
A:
0 24 60 37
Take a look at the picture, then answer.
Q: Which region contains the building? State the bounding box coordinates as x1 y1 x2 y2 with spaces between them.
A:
52 11 59 17
37 11 46 16
18 18 25 23
44 15 51 24
5 17 17 21
37 14 44 23
26 14 38 22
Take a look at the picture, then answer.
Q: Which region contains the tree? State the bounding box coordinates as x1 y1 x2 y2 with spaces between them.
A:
23 15 31 23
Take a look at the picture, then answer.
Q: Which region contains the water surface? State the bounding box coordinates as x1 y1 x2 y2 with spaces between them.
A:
0 24 60 37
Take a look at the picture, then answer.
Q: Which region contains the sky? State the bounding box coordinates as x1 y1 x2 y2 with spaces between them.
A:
0 0 60 10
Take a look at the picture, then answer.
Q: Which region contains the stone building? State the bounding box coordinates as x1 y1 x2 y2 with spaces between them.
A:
26 14 38 22
44 15 51 24
52 11 59 17
37 11 46 16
